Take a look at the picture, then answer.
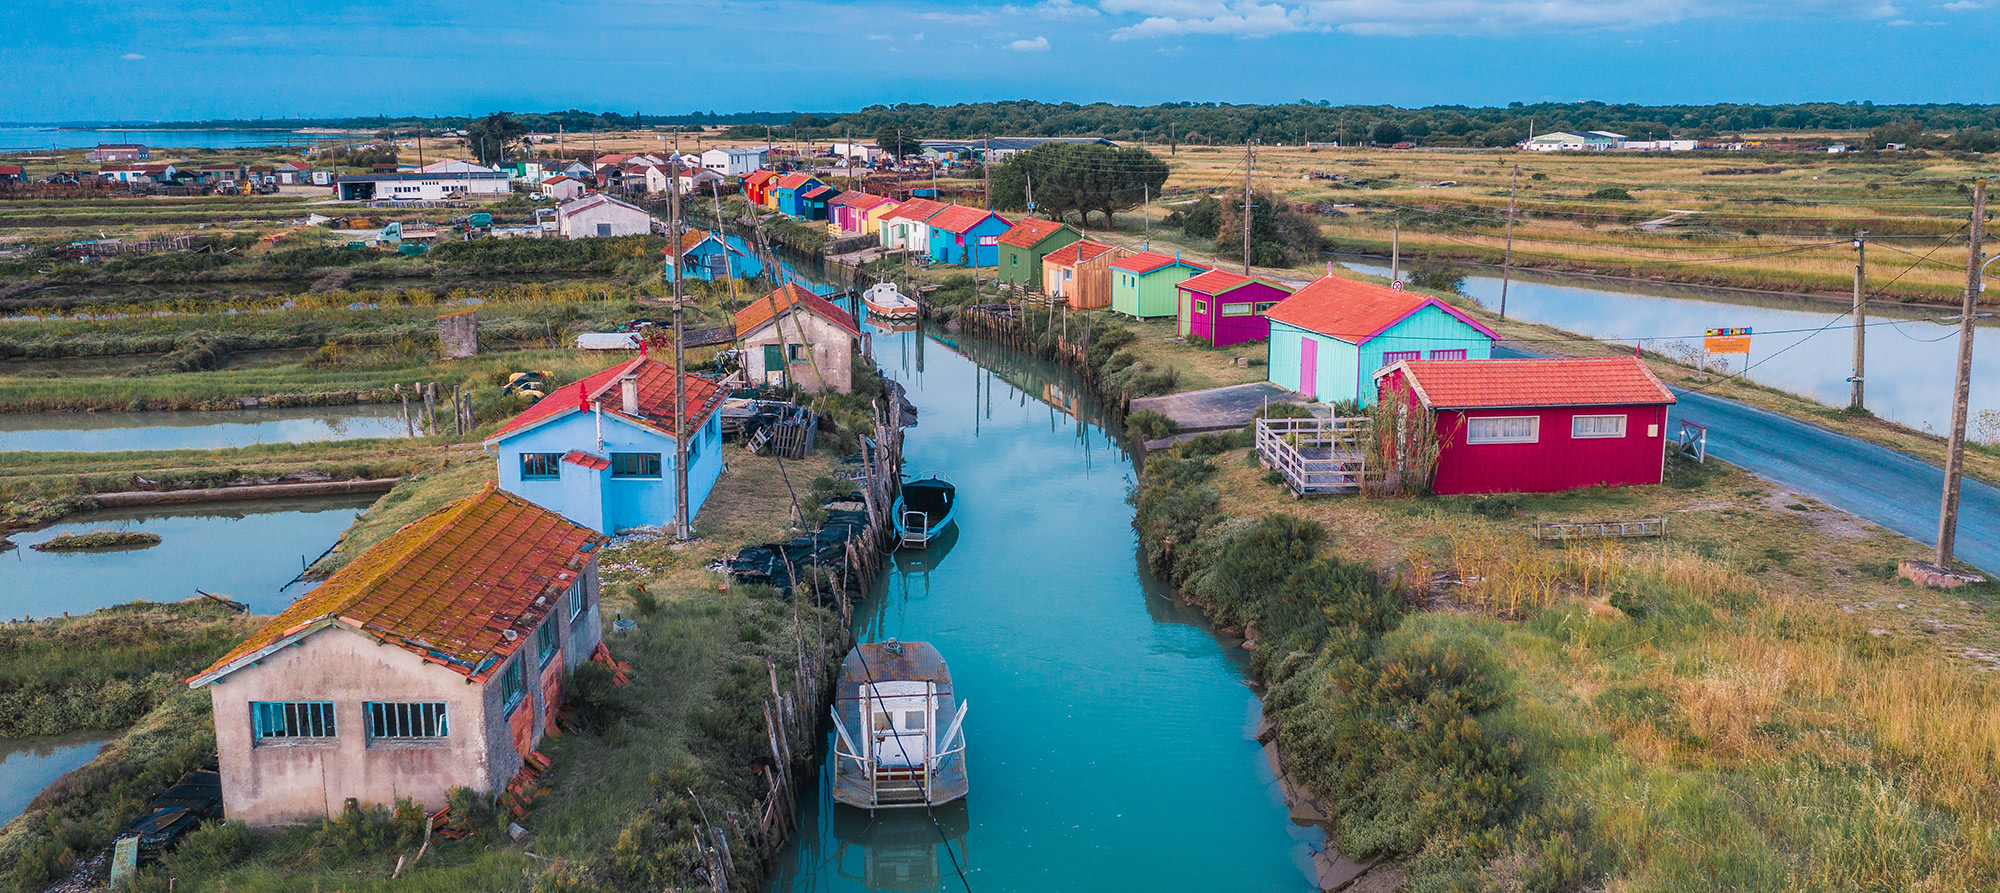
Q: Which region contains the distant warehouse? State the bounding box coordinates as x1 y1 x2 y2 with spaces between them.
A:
335 170 510 201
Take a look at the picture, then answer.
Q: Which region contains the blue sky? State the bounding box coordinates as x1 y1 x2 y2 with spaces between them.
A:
4 0 1996 122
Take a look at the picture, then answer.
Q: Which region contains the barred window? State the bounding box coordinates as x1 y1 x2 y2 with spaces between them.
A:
536 619 558 665
611 452 661 477
252 701 336 743
520 453 562 480
1381 350 1422 364
568 578 587 621
1467 416 1540 444
1572 415 1628 439
366 702 448 740
502 657 527 712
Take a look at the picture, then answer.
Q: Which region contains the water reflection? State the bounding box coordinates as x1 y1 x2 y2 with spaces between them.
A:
0 733 111 825
0 404 411 452
829 802 972 892
0 495 376 620
1339 257 1998 433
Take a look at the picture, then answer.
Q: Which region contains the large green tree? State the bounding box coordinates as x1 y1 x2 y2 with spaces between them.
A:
875 122 922 159
466 112 527 164
989 143 1169 228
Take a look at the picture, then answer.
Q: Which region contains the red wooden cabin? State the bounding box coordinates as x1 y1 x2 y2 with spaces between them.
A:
1376 357 1677 495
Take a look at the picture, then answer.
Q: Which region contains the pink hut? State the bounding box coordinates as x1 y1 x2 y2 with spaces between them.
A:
1375 357 1677 495
1174 270 1296 346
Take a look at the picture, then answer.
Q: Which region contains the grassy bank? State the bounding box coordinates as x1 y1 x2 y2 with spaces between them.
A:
1131 434 2000 891
0 602 258 737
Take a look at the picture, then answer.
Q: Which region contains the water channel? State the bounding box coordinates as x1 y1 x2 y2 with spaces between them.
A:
0 494 376 621
770 328 1317 892
1340 258 1998 433
0 734 114 826
0 404 411 453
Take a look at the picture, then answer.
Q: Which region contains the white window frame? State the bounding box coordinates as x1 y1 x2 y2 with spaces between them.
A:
1467 415 1540 444
1571 414 1628 439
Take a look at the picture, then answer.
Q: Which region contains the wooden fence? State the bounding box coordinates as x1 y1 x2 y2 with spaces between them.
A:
1529 518 1668 540
1255 416 1370 496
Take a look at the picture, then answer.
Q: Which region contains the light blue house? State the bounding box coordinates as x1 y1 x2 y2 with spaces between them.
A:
667 230 764 282
487 357 727 534
924 205 1011 267
1263 274 1498 406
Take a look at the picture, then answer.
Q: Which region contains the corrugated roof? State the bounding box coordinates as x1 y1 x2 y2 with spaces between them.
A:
1043 239 1124 266
1177 269 1293 297
190 486 607 685
882 198 948 223
1108 250 1205 275
489 356 727 441
926 204 1004 234
1264 274 1499 344
734 282 862 339
996 217 1072 249
1383 357 1676 409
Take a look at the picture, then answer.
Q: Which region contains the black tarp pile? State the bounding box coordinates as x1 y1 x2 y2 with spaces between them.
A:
722 508 872 602
118 765 223 864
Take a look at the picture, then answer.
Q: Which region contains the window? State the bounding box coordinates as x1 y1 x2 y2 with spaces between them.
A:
595 223 612 236
1381 350 1422 365
501 657 527 712
1254 302 1278 314
978 235 998 246
1193 299 1208 314
1010 255 1018 267
1572 415 1628 439
535 619 558 665
1429 349 1467 360
1222 302 1253 316
252 701 336 743
904 710 926 730
611 452 662 477
1467 416 1540 444
520 453 562 480
687 428 701 464
568 578 587 621
366 702 448 741
788 343 808 363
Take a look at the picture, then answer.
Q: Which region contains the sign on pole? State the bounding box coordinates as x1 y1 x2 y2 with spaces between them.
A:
1704 327 1752 354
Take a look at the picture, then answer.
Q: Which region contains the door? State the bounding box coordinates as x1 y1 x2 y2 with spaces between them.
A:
1178 291 1193 337
762 344 785 385
864 682 933 769
1300 337 1318 400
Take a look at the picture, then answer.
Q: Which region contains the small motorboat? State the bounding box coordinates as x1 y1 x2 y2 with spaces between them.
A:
863 282 921 321
831 640 969 811
893 477 956 548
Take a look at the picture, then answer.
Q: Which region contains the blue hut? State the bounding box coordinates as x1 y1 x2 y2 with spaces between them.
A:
666 231 764 281
924 205 1012 267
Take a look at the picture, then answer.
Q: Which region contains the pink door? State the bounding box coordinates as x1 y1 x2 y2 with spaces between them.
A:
1299 337 1317 400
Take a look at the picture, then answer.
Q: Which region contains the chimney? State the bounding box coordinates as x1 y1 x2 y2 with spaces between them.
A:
620 375 639 415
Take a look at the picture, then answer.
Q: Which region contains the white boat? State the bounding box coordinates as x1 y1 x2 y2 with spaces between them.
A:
863 282 921 321
831 640 968 810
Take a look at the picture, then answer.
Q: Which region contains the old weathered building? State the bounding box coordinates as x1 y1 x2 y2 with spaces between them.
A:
735 283 862 394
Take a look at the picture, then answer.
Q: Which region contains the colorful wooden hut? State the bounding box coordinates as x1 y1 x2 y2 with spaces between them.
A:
995 218 1081 290
1264 274 1497 406
743 170 778 208
773 173 824 218
1109 251 1208 318
879 198 948 253
1040 239 1131 309
925 205 1012 267
1174 270 1295 346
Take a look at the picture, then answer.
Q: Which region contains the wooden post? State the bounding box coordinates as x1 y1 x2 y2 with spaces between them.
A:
422 382 437 436
1500 164 1518 319
397 384 413 438
1937 179 1985 568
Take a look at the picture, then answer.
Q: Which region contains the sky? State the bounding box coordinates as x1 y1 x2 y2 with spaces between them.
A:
3 0 1997 122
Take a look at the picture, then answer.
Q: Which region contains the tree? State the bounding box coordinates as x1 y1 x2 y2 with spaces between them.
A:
988 143 1169 228
1215 188 1323 267
875 122 921 159
466 112 527 165
1371 121 1405 146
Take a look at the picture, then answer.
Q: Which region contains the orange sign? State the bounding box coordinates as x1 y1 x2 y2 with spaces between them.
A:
1704 327 1752 354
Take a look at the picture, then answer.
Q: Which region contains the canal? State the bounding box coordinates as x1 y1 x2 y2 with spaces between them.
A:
0 494 376 621
0 734 112 826
0 404 411 453
1340 258 2000 434
770 328 1317 892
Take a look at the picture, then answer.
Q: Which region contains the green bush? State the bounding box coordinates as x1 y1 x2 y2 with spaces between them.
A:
164 821 252 875
1184 514 1325 627
1127 453 1220 580
1126 409 1180 441
1585 186 1634 201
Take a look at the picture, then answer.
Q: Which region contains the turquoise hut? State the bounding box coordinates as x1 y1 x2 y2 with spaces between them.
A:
1264 274 1497 406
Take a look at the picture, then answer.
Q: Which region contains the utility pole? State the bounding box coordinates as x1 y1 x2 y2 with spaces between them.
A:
1391 222 1401 285
1242 140 1254 275
982 136 991 209
1851 230 1867 411
1025 170 1034 214
1500 164 1519 319
670 128 690 542
1936 180 1984 569
1143 184 1151 248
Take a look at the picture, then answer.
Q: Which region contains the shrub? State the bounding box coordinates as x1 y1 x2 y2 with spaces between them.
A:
163 820 252 875
1184 514 1325 626
1585 186 1634 201
1126 409 1180 441
1128 453 1220 579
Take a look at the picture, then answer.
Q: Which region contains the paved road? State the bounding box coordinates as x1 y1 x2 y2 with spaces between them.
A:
1494 346 2000 575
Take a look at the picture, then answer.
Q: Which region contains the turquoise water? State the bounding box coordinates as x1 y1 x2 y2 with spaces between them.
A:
0 126 342 152
0 734 111 826
0 405 410 453
771 330 1318 892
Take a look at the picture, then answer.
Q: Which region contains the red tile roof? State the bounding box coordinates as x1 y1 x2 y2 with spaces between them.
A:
1042 239 1124 266
1177 269 1293 297
802 185 838 199
830 191 888 210
562 450 610 470
190 486 607 685
1264 274 1499 344
1109 250 1205 275
926 204 1004 234
488 356 727 441
0 166 22 176
542 174 579 185
997 217 1072 249
883 198 948 223
1384 357 1676 409
743 169 776 185
775 172 817 190
735 282 862 339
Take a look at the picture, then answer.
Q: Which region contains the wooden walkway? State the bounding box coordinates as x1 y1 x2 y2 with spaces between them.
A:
1255 417 1369 496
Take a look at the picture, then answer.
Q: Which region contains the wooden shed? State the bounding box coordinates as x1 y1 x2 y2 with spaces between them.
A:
1174 269 1294 346
1376 357 1676 495
1264 274 1496 406
1109 251 1208 318
996 218 1081 291
1040 239 1131 309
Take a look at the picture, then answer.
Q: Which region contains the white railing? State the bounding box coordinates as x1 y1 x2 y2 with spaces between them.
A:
1255 417 1370 496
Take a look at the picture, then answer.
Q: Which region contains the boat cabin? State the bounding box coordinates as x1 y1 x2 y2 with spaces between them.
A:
832 641 968 810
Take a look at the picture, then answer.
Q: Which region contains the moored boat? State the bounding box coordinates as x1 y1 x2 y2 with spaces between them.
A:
831 640 969 810
863 282 921 321
892 477 956 548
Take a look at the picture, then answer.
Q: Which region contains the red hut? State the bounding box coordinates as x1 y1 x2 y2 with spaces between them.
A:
1174 270 1295 346
1376 357 1677 495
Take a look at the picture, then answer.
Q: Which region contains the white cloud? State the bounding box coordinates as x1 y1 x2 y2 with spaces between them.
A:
1001 0 1101 17
120 52 146 60
1938 0 1985 8
1886 16 1916 21
912 31 926 40
1006 35 1053 50
1106 1 1301 39
1100 0 1907 38
868 33 891 39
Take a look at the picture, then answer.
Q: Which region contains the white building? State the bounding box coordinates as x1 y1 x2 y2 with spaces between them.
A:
1522 131 1627 152
1623 140 1698 152
418 158 496 174
701 146 767 176
677 168 725 194
540 174 588 201
556 193 655 239
829 141 882 165
335 170 511 201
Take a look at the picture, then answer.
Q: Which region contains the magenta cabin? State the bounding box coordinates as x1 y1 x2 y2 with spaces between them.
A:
1174 270 1295 347
1376 357 1678 496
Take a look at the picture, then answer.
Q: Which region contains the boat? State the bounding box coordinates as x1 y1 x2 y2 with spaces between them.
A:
831 640 969 810
893 477 957 548
863 282 921 321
